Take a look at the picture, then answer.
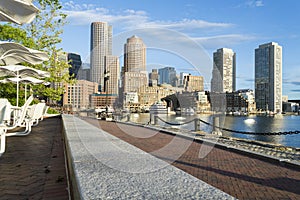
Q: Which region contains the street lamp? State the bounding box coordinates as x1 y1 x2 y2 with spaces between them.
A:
104 70 110 108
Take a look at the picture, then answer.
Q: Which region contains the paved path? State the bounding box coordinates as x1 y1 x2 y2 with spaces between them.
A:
84 117 300 200
0 117 69 200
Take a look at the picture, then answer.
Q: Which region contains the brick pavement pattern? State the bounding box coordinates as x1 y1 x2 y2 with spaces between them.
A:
0 117 69 200
85 118 300 200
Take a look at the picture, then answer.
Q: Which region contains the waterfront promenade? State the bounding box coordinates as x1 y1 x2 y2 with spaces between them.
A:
0 115 299 199
83 117 300 199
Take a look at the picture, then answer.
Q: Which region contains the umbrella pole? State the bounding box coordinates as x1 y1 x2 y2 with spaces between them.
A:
25 84 27 101
17 71 19 107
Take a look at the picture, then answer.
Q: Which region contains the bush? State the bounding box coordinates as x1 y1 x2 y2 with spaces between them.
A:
47 107 60 114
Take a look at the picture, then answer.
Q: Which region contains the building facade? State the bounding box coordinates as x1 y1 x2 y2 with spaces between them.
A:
211 48 236 93
90 22 112 91
183 74 204 92
91 94 118 108
255 42 282 113
124 35 146 72
77 63 90 81
158 67 177 87
67 53 82 78
122 35 147 100
179 72 189 87
149 69 159 86
63 80 98 110
104 55 120 95
123 72 148 93
225 89 256 113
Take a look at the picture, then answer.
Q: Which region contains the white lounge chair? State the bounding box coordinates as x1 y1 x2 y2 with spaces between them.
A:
27 102 46 126
0 98 11 155
40 105 49 121
5 95 34 136
6 101 46 136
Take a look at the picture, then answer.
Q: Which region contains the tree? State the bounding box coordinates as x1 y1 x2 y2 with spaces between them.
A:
0 0 73 105
26 0 74 103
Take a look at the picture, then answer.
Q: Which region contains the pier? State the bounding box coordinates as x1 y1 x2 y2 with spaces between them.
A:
0 115 299 199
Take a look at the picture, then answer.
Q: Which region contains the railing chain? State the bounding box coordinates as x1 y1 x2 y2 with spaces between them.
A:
154 116 300 136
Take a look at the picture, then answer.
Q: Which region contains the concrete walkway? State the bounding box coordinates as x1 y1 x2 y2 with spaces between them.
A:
83 117 300 200
0 116 69 200
63 115 234 199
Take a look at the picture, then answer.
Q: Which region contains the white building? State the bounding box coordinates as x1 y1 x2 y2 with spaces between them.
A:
90 22 112 91
124 92 139 104
211 48 236 93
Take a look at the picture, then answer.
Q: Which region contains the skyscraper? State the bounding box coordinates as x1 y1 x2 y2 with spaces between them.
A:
104 55 120 95
149 69 159 86
158 67 177 87
124 35 146 72
255 42 282 113
90 22 112 91
122 35 147 93
67 53 82 78
211 48 236 93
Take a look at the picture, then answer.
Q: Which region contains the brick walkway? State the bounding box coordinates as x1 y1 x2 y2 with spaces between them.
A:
0 117 69 200
85 118 300 200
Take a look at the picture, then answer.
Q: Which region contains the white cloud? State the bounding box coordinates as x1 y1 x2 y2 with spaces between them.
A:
246 0 264 7
194 34 257 49
62 1 232 31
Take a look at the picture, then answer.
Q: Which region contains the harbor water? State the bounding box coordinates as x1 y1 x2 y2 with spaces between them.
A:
128 113 300 148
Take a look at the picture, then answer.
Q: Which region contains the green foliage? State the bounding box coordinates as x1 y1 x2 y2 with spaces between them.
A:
47 107 60 114
0 24 36 48
0 0 73 104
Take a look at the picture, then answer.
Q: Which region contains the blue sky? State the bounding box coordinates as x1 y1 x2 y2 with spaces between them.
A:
59 0 300 99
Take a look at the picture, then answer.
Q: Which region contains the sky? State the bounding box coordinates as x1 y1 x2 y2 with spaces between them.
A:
59 0 300 99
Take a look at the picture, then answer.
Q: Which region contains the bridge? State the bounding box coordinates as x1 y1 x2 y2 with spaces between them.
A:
161 92 198 112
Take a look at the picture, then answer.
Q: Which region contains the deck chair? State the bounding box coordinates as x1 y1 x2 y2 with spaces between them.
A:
40 105 49 121
6 101 45 136
5 95 34 136
27 102 46 126
0 99 11 155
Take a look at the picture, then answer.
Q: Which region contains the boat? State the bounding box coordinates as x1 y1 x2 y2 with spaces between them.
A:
95 106 114 121
180 107 195 115
149 101 168 114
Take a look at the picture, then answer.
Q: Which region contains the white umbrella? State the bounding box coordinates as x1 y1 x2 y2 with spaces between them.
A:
0 76 44 100
0 0 39 25
0 42 49 65
0 65 49 106
0 65 50 78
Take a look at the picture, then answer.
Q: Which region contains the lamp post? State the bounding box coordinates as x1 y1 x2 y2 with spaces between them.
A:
104 70 110 108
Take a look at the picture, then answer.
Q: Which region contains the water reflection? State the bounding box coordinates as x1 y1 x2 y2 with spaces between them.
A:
127 113 300 148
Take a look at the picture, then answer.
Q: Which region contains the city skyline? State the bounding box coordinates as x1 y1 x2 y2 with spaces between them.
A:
59 0 300 99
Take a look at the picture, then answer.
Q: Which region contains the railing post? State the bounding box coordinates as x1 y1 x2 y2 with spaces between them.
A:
127 114 130 122
154 115 158 125
194 118 200 131
150 113 153 124
212 115 222 136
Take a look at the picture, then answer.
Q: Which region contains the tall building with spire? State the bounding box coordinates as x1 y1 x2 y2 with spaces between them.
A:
90 22 112 92
211 48 236 93
255 42 282 113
